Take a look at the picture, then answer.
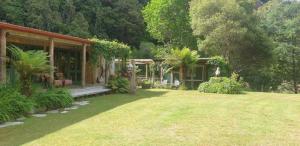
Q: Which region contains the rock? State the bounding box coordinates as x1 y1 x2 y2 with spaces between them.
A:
46 110 59 114
0 122 24 128
32 114 47 118
60 111 69 114
65 106 79 111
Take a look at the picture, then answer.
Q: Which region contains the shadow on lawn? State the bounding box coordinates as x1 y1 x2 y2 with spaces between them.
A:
0 89 168 146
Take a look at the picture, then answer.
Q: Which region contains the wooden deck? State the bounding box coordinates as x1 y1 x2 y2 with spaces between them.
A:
70 85 111 98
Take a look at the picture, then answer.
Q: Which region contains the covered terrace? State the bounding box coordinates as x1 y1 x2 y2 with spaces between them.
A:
0 22 98 87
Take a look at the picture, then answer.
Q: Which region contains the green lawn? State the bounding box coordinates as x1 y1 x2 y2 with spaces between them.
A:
0 89 299 146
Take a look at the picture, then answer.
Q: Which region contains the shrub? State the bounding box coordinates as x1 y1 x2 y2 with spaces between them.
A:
0 85 33 123
277 81 295 94
198 77 243 94
107 76 129 93
178 84 188 90
33 89 73 111
141 80 152 89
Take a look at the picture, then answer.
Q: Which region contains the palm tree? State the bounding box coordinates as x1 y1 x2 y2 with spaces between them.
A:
9 46 52 96
164 47 199 82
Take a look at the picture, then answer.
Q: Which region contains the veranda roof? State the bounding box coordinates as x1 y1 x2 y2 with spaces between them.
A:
0 22 91 49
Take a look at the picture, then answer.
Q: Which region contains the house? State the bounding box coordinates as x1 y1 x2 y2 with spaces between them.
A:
0 22 106 87
115 58 210 89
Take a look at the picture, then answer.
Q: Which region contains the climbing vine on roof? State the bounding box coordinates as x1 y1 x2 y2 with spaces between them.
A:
90 38 131 65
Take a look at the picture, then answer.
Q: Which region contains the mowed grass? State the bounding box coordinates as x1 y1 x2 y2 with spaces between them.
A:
0 89 300 146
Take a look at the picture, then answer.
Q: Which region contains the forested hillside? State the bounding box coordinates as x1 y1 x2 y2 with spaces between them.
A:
0 0 148 47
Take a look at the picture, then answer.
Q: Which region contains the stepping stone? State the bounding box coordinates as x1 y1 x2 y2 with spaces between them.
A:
32 114 47 118
0 122 24 128
16 117 26 121
74 101 90 106
65 106 79 111
60 111 69 114
46 110 59 114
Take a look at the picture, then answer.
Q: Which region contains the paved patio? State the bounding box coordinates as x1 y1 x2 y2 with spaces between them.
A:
70 85 111 98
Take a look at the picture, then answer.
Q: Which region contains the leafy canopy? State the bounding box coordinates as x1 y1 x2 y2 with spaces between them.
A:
259 0 300 93
164 47 199 68
143 0 197 48
190 0 272 72
9 46 52 75
90 38 131 65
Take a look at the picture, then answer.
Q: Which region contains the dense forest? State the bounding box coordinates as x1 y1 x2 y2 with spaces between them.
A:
0 0 299 93
0 0 149 47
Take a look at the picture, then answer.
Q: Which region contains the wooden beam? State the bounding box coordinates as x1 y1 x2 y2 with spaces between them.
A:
7 35 82 50
49 38 55 84
7 30 86 46
0 29 7 84
82 44 87 87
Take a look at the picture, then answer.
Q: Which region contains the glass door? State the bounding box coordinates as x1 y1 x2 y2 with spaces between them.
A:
55 49 81 85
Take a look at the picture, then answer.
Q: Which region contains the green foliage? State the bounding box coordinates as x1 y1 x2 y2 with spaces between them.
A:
90 38 131 65
0 0 146 46
190 0 272 75
33 89 73 111
9 46 52 96
143 0 197 48
68 12 90 37
164 47 199 68
259 0 300 93
207 56 230 77
141 80 152 89
178 84 188 90
0 85 33 123
107 76 129 93
198 77 243 94
132 41 156 59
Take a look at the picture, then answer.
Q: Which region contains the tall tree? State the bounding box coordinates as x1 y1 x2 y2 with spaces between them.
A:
24 0 63 32
68 12 90 38
190 0 272 78
0 0 26 25
259 0 300 94
74 0 146 47
143 0 197 49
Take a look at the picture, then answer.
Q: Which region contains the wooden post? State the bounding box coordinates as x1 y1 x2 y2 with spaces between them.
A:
0 30 7 84
82 44 87 87
151 64 155 84
49 38 55 84
111 58 115 76
130 60 136 94
145 64 148 80
170 71 174 86
160 64 163 83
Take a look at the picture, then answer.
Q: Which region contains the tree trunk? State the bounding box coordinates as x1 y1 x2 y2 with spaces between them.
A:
20 75 32 97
